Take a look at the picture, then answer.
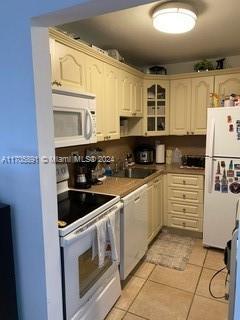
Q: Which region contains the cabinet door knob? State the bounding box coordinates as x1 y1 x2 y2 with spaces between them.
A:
191 131 194 135
187 131 189 135
182 222 186 227
183 180 186 185
182 208 186 213
183 194 186 199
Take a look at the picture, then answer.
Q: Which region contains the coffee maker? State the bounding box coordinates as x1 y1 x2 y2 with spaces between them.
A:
74 161 92 189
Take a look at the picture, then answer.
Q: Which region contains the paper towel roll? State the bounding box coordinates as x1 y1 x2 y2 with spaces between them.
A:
156 144 165 164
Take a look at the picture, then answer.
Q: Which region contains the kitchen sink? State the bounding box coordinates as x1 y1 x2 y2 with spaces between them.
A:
112 167 157 179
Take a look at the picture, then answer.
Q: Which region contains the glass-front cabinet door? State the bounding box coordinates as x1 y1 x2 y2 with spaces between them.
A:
144 80 169 136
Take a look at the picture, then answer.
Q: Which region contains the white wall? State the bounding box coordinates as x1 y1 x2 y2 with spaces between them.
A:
162 55 240 74
0 1 157 320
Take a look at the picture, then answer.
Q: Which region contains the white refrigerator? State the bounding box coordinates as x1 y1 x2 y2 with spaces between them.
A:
204 107 240 249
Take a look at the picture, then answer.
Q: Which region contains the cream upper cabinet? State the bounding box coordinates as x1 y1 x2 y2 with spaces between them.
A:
215 73 240 97
53 41 86 91
191 76 214 135
119 71 143 117
119 70 133 116
170 79 191 135
104 64 120 141
144 80 170 136
49 38 57 84
85 56 105 141
132 76 144 116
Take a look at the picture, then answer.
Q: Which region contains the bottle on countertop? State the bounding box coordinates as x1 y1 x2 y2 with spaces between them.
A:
172 148 182 165
105 162 113 176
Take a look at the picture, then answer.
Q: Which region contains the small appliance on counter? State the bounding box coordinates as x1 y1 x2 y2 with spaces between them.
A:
155 142 165 164
181 155 205 169
74 161 92 189
134 144 154 164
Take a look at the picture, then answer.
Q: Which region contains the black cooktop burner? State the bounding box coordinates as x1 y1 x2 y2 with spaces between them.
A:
57 190 116 228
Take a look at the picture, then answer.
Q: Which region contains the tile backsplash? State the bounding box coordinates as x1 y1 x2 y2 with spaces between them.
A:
135 135 206 156
55 135 206 185
55 137 137 186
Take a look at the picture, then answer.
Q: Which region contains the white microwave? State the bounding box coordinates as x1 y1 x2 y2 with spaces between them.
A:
52 89 97 148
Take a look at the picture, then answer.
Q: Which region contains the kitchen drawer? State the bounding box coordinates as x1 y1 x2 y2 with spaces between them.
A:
168 174 203 189
168 187 203 204
168 215 203 232
168 201 203 218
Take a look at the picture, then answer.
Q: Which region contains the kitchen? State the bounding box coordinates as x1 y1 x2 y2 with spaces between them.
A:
1 1 240 320
50 1 240 319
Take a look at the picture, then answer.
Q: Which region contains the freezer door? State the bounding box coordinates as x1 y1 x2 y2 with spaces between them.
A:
206 108 240 158
203 157 240 248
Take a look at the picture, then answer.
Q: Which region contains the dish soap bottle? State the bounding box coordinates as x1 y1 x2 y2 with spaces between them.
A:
105 162 113 176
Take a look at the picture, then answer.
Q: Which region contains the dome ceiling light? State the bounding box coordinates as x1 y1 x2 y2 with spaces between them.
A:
152 2 197 34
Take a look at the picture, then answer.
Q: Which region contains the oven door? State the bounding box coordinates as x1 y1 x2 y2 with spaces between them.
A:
53 107 94 148
60 204 121 320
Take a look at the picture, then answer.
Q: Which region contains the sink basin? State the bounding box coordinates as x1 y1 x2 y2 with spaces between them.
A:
112 167 157 179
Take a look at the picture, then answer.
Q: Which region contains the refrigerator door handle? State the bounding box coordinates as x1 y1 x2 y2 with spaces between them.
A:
208 158 215 194
235 199 240 222
209 119 215 158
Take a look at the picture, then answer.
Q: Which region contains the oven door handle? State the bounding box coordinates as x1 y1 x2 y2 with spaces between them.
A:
60 202 122 247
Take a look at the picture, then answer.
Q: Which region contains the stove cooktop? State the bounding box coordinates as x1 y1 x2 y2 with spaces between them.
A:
57 190 116 230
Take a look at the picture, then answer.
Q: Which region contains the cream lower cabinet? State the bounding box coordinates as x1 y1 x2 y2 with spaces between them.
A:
170 77 213 135
167 173 204 232
51 40 87 91
147 176 163 244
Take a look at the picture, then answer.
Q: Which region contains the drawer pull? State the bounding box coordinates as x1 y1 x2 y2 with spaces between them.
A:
182 194 186 199
183 180 186 185
182 208 186 213
182 222 186 227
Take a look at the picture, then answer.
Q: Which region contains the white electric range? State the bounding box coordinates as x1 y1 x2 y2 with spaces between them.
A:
56 164 122 320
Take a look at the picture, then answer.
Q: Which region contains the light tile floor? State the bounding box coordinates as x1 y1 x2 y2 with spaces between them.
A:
105 240 229 320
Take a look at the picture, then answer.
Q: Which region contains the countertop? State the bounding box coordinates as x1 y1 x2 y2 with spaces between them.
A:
82 164 205 197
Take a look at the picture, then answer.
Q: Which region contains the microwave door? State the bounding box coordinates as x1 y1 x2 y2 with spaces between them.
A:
84 109 93 140
53 108 85 147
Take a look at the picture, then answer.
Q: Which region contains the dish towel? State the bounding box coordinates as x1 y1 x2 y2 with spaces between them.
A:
106 211 119 264
92 217 107 268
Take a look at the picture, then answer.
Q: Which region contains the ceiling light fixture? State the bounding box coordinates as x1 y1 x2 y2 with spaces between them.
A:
152 2 197 34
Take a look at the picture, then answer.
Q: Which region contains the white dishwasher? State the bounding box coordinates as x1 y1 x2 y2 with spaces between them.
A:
120 184 148 280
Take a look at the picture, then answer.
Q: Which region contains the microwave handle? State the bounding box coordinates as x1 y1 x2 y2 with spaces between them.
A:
84 109 93 140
